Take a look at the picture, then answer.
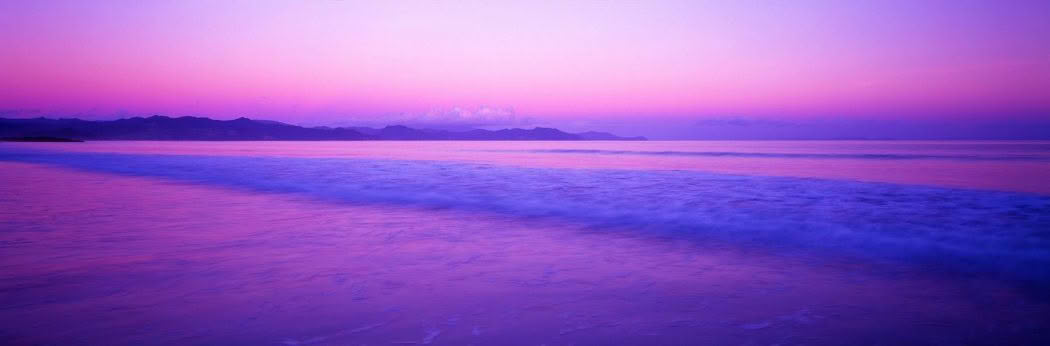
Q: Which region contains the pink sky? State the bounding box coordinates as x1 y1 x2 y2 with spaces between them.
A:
1 1 1048 137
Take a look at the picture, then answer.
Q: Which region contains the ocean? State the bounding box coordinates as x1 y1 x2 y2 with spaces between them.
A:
1 140 1049 344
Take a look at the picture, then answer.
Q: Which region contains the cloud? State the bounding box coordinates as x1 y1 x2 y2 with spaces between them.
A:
416 106 520 126
321 106 534 130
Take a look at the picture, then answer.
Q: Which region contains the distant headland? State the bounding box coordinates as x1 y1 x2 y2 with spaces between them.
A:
0 136 84 142
0 116 646 141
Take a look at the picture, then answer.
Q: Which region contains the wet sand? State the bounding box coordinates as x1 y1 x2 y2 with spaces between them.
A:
2 162 1047 345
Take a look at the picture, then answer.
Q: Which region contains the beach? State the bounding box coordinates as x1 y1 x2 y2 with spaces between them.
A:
1 141 1048 344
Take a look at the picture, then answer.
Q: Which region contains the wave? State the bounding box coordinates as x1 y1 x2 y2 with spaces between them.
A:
3 147 1049 283
488 149 1050 161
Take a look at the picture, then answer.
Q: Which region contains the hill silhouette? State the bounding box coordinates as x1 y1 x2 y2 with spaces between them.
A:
0 116 646 141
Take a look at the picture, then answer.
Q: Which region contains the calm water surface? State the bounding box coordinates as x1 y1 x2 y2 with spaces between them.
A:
1 141 1049 345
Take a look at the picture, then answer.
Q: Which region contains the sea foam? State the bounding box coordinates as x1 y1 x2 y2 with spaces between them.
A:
2 147 1048 282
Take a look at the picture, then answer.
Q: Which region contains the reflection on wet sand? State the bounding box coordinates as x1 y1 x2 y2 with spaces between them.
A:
2 162 1046 345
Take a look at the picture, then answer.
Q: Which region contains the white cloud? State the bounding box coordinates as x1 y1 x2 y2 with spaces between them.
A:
321 106 534 130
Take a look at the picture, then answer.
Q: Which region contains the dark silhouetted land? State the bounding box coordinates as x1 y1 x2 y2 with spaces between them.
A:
0 116 646 141
1 136 84 142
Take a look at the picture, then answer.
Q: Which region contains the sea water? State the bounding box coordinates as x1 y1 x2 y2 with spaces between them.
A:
1 141 1048 344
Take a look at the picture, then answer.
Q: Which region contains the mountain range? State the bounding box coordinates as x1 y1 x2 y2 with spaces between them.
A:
0 116 646 141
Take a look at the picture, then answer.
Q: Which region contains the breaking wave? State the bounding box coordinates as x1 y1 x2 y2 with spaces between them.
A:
2 147 1049 283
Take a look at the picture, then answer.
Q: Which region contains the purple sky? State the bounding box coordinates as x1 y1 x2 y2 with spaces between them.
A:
1 1 1048 138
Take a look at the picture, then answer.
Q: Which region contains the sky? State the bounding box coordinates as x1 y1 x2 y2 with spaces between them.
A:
1 0 1048 139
